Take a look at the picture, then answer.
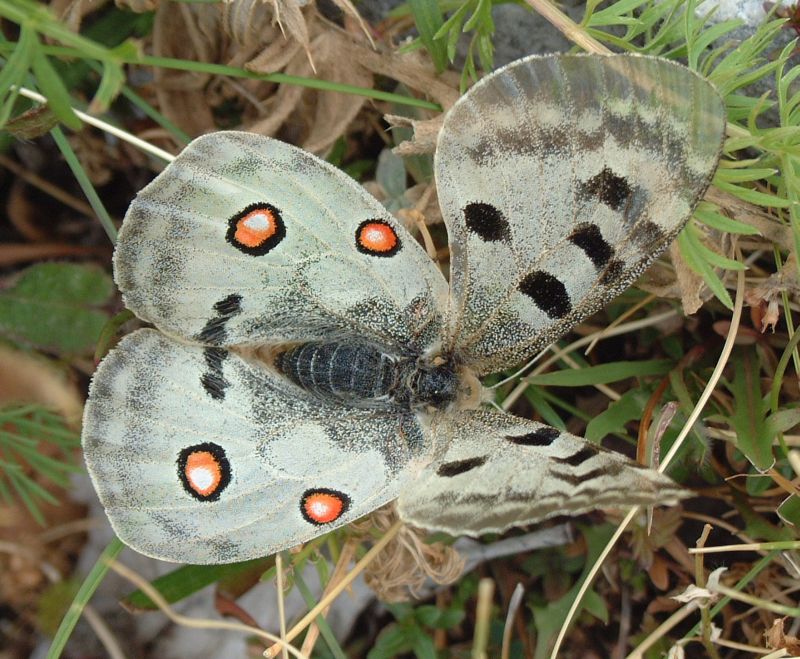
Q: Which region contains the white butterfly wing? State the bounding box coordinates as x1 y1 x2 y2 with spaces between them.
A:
398 410 685 535
436 54 725 374
116 131 448 353
83 329 426 563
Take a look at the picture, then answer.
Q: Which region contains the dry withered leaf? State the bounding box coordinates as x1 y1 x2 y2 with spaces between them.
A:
669 242 706 315
745 260 797 332
766 617 800 654
386 114 444 157
51 0 110 33
352 506 464 602
4 105 60 140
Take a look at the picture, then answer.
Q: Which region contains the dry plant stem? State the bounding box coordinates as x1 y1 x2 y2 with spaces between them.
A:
707 427 800 446
625 600 700 659
682 511 757 542
413 185 439 261
275 552 289 659
550 266 746 659
586 293 657 354
524 0 612 55
410 209 438 261
38 518 100 543
501 583 525 659
690 541 800 554
501 309 678 410
82 605 126 659
712 638 775 654
264 519 404 658
788 449 800 476
0 243 106 266
15 87 177 164
559 350 621 401
0 154 96 216
472 578 495 659
297 538 359 657
106 559 307 658
768 467 800 496
695 524 721 659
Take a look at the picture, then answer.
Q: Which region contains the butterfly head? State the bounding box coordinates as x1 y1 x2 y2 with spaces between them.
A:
410 362 459 409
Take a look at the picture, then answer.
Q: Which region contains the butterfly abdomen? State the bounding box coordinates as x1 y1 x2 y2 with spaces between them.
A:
274 342 399 406
274 342 462 410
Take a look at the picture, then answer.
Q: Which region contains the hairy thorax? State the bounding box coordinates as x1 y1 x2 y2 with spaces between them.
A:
264 341 482 411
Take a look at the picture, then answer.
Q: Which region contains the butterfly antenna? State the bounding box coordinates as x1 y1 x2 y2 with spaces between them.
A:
488 347 550 390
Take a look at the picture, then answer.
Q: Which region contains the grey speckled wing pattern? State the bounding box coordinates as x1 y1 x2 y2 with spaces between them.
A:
437 54 725 375
115 131 448 353
82 53 725 564
398 409 685 535
84 329 423 563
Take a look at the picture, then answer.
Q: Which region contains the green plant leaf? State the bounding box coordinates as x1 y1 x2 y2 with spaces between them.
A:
677 230 734 309
727 351 774 471
0 262 113 353
585 389 644 443
408 0 447 72
368 624 412 659
694 204 760 236
526 359 672 387
778 494 800 527
532 524 615 656
766 407 800 434
122 558 272 610
88 58 125 114
0 24 37 128
523 385 566 430
684 221 747 271
29 40 81 130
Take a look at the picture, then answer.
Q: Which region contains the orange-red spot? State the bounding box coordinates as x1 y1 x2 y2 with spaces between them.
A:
184 450 222 497
234 208 278 248
357 221 398 254
302 490 346 524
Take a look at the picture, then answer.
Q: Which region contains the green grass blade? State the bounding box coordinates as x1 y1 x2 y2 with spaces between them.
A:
46 538 125 659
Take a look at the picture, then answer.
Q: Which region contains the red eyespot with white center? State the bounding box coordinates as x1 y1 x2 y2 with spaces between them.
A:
300 488 350 525
226 203 286 256
177 443 231 501
355 219 401 257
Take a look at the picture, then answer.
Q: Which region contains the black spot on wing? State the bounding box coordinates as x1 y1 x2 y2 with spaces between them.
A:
553 445 598 467
197 294 245 346
569 223 613 269
198 316 229 344
436 455 488 477
506 427 560 446
463 202 510 242
201 348 229 401
213 293 243 316
518 271 571 319
599 259 626 286
549 464 623 487
630 220 666 248
584 167 631 211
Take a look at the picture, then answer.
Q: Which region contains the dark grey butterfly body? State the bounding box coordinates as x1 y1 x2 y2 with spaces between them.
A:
274 341 462 410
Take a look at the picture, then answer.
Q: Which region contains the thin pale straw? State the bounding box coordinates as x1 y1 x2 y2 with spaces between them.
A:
549 265 745 659
15 86 176 163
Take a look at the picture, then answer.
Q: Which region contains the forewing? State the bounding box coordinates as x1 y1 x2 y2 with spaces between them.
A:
436 54 725 374
398 409 686 535
116 131 448 353
82 329 426 563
